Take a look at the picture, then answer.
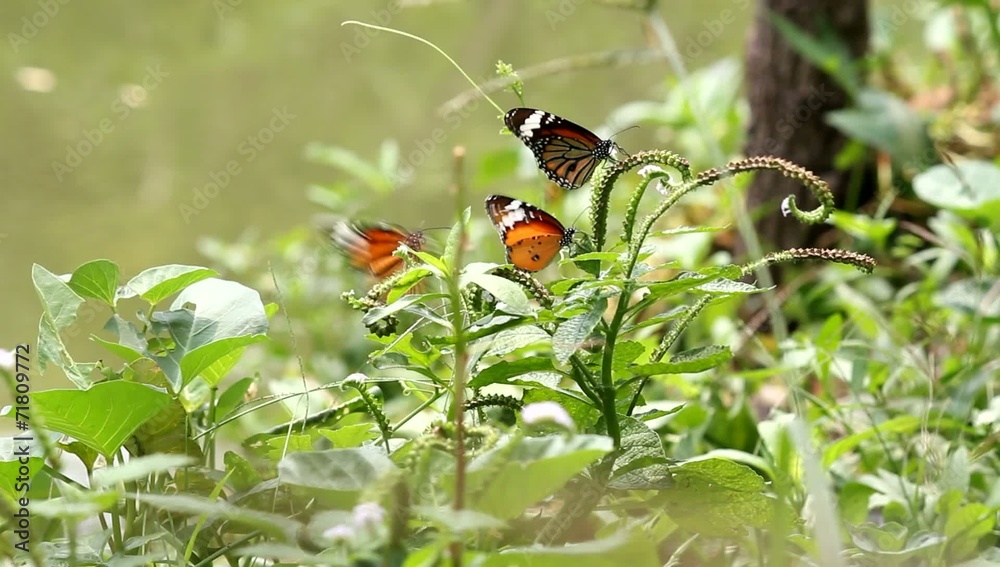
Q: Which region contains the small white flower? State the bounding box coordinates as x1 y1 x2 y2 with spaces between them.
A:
780 196 793 217
0 349 14 370
352 502 386 530
637 164 667 178
323 524 356 542
343 372 368 388
521 401 575 431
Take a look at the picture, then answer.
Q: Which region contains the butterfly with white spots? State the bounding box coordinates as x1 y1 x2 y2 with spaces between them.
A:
504 107 624 190
485 194 576 272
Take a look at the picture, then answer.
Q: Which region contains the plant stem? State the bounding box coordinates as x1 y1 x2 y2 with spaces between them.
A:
391 389 444 433
600 287 629 448
446 146 469 567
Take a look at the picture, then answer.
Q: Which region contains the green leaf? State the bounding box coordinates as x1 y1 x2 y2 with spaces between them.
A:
630 345 732 376
522 389 601 430
0 437 45 500
415 506 506 533
609 416 673 490
150 278 268 391
68 259 120 305
122 265 218 305
137 493 300 541
696 278 763 294
612 341 646 371
32 382 172 457
480 530 659 567
318 423 377 448
654 458 773 537
471 357 556 388
224 451 261 493
822 415 924 467
92 454 196 488
462 272 532 316
32 264 95 387
278 448 397 492
96 314 148 362
769 13 860 94
826 88 932 167
216 377 254 420
33 491 120 519
913 161 1000 221
481 326 550 358
466 435 613 520
552 297 606 364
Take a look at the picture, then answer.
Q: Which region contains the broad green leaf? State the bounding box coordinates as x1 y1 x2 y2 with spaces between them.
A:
471 357 555 388
196 345 248 387
443 207 471 271
318 423 377 448
481 326 550 358
654 458 773 537
216 377 254 420
278 448 396 492
827 88 932 167
33 382 172 457
0 437 44 500
68 259 120 305
362 293 449 326
223 451 261 493
181 337 266 388
122 265 218 305
822 415 924 467
32 491 120 519
150 278 268 390
462 272 532 316
839 482 876 526
94 314 148 362
769 13 860 94
466 435 613 520
522 388 601 430
913 161 1000 221
943 503 994 559
696 278 763 294
415 506 506 533
612 340 646 371
630 345 732 376
92 454 195 488
609 416 673 490
552 297 606 363
137 492 300 541
480 530 659 567
33 263 93 387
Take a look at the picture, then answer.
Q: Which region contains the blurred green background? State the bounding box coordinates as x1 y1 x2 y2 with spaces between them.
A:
2 0 753 390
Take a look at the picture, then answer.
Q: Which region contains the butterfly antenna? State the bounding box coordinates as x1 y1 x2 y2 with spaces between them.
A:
608 124 637 158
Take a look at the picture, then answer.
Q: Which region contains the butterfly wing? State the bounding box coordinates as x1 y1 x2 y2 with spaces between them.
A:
329 222 424 278
504 107 609 190
485 195 573 271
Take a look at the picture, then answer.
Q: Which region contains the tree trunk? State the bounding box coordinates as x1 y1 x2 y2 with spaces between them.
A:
742 0 870 251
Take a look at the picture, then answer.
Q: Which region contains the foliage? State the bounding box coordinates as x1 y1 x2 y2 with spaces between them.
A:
3 0 999 565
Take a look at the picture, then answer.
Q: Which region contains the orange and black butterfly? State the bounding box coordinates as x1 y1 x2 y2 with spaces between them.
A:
328 221 426 279
504 107 625 190
485 194 576 272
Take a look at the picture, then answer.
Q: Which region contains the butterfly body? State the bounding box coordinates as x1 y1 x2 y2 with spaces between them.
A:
504 107 621 190
486 195 575 272
329 222 425 278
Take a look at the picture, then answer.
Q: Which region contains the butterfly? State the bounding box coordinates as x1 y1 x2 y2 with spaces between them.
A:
504 107 624 190
485 194 576 272
327 221 426 279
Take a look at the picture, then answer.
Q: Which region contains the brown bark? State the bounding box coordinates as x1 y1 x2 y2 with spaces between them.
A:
742 0 870 251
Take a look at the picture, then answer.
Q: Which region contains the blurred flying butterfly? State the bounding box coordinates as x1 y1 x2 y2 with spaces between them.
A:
485 194 576 272
328 221 426 279
504 107 627 190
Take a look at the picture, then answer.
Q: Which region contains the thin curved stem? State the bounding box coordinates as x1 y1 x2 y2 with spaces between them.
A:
342 21 504 115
